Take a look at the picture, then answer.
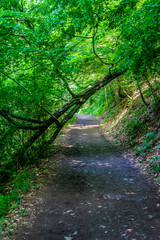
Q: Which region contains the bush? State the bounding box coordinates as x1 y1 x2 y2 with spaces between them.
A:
125 119 146 138
134 132 159 155
0 194 8 217
0 169 35 218
148 155 160 174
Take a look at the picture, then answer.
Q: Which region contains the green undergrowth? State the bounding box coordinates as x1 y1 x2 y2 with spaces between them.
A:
134 132 160 155
0 168 37 232
148 155 160 178
0 114 77 234
134 131 160 178
81 84 160 178
104 99 160 177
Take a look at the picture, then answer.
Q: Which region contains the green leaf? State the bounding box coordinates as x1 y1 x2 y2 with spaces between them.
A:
145 132 155 137
154 145 160 149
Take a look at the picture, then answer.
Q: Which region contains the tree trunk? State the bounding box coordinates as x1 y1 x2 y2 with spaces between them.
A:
136 80 149 106
14 68 126 162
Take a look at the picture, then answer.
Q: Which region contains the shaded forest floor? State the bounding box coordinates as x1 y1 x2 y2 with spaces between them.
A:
99 98 160 183
81 83 160 181
2 114 160 240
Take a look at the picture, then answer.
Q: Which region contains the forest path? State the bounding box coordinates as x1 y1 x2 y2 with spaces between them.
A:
14 114 160 240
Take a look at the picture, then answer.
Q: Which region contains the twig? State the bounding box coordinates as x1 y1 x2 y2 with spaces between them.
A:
0 71 32 96
5 111 43 124
1 71 60 126
92 26 111 65
0 110 44 130
56 69 75 97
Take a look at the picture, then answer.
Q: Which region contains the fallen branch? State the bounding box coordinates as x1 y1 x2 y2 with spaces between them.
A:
15 67 126 160
0 110 44 130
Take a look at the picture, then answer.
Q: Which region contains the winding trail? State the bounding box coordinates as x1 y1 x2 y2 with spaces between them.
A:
14 114 160 240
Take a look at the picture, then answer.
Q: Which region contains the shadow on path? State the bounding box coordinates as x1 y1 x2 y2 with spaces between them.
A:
13 114 160 240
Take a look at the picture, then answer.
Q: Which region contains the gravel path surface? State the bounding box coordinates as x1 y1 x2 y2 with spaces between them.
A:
13 114 160 240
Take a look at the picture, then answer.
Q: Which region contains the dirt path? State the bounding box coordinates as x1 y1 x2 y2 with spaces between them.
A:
13 114 160 240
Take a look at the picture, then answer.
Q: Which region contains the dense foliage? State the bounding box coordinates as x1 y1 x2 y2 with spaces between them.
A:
0 0 159 190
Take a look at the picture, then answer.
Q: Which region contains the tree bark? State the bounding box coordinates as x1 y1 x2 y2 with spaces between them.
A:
136 80 149 106
15 68 126 161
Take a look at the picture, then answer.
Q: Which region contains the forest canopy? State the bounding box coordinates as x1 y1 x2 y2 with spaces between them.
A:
0 0 159 183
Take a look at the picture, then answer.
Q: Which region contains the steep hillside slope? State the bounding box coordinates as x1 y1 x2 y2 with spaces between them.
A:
81 79 160 180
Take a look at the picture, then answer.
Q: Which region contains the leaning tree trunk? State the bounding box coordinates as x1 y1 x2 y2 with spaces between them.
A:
14 68 126 162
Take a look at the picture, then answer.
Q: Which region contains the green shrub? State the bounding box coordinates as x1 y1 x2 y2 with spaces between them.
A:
0 169 35 218
125 119 146 138
134 132 158 155
148 155 160 174
0 194 8 217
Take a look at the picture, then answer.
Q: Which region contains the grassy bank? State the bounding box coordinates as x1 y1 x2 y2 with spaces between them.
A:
81 80 160 180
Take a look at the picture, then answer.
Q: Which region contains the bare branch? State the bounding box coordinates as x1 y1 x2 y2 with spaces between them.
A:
92 36 110 65
92 26 111 65
1 71 61 121
136 80 150 106
0 110 44 130
109 58 124 76
56 69 75 97
123 89 133 100
15 67 126 157
41 108 61 127
59 96 68 102
1 32 30 44
0 71 32 96
5 111 43 124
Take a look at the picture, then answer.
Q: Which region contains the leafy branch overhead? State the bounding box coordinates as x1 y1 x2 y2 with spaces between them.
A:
0 0 159 180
